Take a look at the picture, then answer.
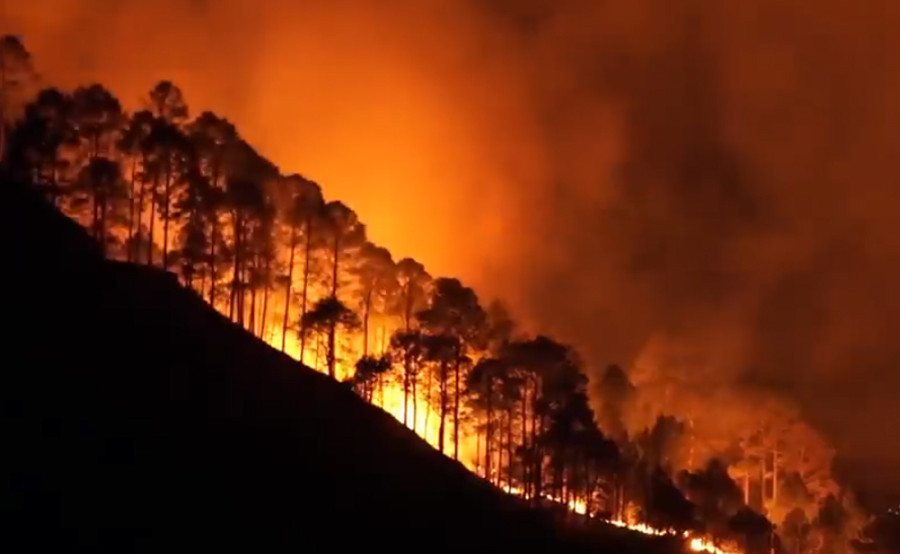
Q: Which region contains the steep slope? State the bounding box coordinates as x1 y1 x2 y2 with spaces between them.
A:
1 180 672 553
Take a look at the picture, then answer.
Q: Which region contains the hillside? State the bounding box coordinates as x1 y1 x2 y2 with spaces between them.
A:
0 179 674 553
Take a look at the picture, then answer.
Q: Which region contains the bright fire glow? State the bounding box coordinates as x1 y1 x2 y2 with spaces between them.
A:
688 538 740 554
485 480 741 554
274 325 479 464
260 323 741 554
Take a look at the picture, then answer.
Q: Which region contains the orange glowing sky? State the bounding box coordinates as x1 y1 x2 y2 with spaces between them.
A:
1 0 541 293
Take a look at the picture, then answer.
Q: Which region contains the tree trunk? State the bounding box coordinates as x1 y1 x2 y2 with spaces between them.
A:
248 267 257 334
424 366 432 443
476 429 482 477
485 378 493 483
362 289 371 357
194 208 204 294
688 416 695 471
772 448 778 504
135 162 146 263
521 378 528 495
530 382 539 503
438 360 448 454
313 334 320 371
378 374 384 408
162 156 172 270
326 328 336 379
453 352 461 460
534 416 544 505
229 213 241 321
91 185 100 242
411 365 418 434
237 262 247 327
404 283 413 331
207 226 216 307
260 260 270 339
326 234 340 378
207 164 220 307
299 217 313 362
403 350 410 427
495 436 502 487
126 158 137 261
744 470 750 505
402 286 414 429
281 225 297 352
148 173 158 266
506 406 513 492
588 464 596 517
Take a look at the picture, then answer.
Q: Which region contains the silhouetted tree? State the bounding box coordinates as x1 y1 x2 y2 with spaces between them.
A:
467 356 506 480
394 257 431 425
223 140 277 326
418 277 486 461
148 80 188 124
421 332 456 454
729 508 776 554
637 415 687 476
146 122 189 270
540 351 590 504
173 163 209 289
247 194 277 337
8 88 75 201
644 467 695 532
277 174 324 354
580 425 621 519
353 354 392 403
118 109 155 261
187 111 238 305
321 200 365 378
355 242 395 357
0 35 34 166
301 296 360 375
389 329 427 431
679 458 745 544
74 157 124 255
142 82 189 269
504 335 572 502
71 84 122 162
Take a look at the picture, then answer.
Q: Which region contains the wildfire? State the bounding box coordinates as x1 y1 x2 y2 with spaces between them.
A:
687 538 739 554
608 519 677 536
274 328 478 462
479 478 741 554
263 326 741 554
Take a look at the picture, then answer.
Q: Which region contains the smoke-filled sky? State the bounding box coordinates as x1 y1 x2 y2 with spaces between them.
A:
4 0 899 490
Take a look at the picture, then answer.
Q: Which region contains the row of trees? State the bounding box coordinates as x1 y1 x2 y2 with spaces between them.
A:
1 35 886 554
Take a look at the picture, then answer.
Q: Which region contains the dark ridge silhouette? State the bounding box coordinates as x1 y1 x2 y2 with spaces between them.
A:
1 178 674 553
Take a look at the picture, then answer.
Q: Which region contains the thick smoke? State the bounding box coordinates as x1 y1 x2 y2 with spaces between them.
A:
4 0 899 493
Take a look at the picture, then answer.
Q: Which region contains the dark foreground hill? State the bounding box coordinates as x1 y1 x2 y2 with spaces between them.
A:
1 180 674 553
